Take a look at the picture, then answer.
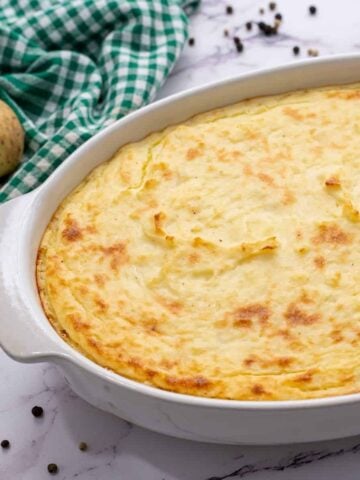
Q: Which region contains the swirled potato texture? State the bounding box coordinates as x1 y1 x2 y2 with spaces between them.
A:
37 84 360 400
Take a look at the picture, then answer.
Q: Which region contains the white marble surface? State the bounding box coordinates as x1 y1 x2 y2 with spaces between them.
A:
1 1 360 479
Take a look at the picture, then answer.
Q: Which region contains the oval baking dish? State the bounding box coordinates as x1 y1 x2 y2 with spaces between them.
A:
0 54 359 445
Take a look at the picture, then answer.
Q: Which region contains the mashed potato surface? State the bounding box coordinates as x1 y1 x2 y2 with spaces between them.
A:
37 84 360 400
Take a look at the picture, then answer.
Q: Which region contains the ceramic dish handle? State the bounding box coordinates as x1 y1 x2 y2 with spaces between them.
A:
0 194 66 362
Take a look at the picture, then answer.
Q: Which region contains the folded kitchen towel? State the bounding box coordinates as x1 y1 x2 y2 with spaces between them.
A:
0 0 199 202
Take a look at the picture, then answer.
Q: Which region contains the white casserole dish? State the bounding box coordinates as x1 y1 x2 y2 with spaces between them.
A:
0 54 359 445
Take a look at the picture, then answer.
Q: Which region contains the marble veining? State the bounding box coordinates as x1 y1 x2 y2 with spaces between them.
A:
206 443 360 480
1 0 360 478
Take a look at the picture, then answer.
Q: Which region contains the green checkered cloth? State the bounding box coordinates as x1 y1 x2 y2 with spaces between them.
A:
0 0 199 202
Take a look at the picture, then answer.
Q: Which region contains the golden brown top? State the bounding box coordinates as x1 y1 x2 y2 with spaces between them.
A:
37 83 360 400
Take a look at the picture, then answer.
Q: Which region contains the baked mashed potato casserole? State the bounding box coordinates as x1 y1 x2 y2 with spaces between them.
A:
37 83 360 401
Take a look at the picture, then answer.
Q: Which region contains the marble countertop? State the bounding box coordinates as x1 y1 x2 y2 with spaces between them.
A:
1 1 360 479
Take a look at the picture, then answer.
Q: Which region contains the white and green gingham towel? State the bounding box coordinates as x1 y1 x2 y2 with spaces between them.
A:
0 0 199 203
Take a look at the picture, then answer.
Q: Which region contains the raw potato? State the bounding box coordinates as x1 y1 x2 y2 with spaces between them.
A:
0 100 24 177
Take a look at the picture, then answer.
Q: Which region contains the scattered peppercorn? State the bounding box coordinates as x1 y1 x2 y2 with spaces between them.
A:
275 13 282 20
293 46 300 55
224 29 229 37
245 21 252 31
264 25 271 35
226 5 233 15
269 26 277 35
309 5 317 15
31 406 44 418
269 2 276 10
47 463 58 475
188 37 195 46
307 48 319 57
236 42 244 53
258 21 276 36
1 440 10 449
233 36 241 45
259 8 265 14
79 442 88 452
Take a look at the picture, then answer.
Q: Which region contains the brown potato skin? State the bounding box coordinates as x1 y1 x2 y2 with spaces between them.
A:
0 100 24 177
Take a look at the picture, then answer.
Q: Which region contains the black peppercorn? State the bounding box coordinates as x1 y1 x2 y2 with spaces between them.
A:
1 440 10 449
269 2 276 10
236 42 244 53
47 463 58 475
275 13 282 20
233 36 241 45
79 442 88 452
32 406 44 418
226 5 233 15
245 21 252 31
293 46 300 55
309 5 317 15
259 8 265 14
224 29 229 37
188 37 195 46
258 21 276 36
